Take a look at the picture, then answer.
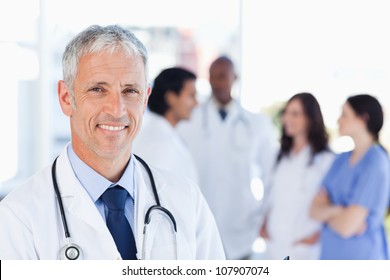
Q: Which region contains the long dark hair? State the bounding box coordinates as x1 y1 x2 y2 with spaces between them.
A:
277 92 329 165
346 94 383 143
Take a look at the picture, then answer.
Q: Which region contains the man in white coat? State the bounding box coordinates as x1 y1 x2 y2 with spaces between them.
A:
177 56 276 259
133 67 199 184
0 25 225 260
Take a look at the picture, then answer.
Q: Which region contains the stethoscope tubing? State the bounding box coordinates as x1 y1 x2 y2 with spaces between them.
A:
51 157 71 239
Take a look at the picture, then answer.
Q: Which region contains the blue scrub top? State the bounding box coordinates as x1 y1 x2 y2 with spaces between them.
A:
320 144 390 260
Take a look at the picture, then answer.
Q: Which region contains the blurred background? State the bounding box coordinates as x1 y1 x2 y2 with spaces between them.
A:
1 0 390 243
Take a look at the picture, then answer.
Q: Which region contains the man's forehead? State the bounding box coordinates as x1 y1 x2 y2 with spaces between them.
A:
80 49 141 63
77 52 144 73
73 58 146 88
210 60 234 72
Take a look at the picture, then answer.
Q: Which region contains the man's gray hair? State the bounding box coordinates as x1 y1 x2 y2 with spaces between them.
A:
62 25 149 95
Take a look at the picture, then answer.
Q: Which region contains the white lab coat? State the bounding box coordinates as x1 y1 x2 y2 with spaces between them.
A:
263 146 334 259
0 146 225 260
133 111 199 184
177 98 277 259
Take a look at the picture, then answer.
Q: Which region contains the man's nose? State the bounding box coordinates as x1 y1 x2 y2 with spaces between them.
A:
105 93 126 117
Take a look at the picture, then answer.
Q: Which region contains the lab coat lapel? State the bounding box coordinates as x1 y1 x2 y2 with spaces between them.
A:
224 101 240 125
207 98 239 127
206 100 221 128
134 159 158 259
134 159 182 259
56 147 120 259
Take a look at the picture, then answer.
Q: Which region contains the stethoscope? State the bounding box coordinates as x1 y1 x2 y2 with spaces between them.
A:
201 98 253 151
51 154 177 260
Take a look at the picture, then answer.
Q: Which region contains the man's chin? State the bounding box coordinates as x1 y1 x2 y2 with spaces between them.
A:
97 146 131 160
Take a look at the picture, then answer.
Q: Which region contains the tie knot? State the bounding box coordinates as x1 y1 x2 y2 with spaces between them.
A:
101 186 128 210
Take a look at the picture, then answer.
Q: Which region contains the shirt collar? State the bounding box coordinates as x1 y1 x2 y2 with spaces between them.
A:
211 96 234 113
67 145 135 202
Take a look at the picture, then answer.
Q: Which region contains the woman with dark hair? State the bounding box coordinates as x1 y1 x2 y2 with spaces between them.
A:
132 67 199 183
311 94 390 259
260 93 334 259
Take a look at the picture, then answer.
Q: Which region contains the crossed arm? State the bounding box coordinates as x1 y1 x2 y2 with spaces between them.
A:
310 189 368 239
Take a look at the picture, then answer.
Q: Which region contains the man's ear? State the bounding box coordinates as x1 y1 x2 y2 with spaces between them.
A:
233 72 238 81
58 80 73 117
143 85 152 113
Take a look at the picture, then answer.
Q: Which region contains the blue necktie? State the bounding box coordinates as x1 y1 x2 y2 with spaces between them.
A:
219 108 227 121
100 186 137 260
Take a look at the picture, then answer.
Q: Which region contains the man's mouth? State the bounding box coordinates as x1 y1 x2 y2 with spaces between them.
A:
97 124 127 131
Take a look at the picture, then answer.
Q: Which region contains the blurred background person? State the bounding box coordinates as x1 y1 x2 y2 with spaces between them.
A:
178 56 276 259
311 94 390 260
260 93 334 259
133 67 199 184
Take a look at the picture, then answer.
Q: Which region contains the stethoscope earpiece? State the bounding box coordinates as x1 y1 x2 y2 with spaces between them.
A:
60 243 82 260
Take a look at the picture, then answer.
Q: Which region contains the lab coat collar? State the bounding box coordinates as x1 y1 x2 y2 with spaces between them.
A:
146 111 175 132
288 145 311 159
211 96 235 113
207 97 241 122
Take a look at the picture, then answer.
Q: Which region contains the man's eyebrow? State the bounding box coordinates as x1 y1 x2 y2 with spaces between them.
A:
86 82 143 88
122 83 142 88
85 81 109 86
88 81 140 87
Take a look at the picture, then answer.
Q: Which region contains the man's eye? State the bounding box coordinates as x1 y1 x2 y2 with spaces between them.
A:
90 87 104 92
124 88 138 94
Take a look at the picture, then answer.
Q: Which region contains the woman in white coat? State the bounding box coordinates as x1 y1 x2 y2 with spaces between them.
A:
260 93 334 260
0 25 224 260
133 67 199 184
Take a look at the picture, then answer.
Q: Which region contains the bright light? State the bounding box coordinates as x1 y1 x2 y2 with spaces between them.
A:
251 177 264 201
252 237 267 253
331 136 355 153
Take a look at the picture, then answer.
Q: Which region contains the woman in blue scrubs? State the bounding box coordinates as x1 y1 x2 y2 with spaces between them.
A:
310 94 390 259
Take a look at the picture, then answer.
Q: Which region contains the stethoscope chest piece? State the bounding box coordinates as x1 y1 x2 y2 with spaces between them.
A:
60 243 82 260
